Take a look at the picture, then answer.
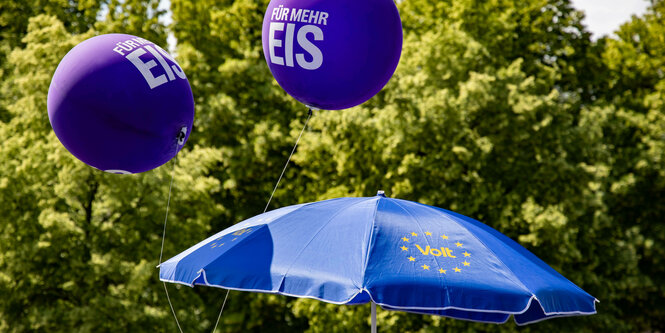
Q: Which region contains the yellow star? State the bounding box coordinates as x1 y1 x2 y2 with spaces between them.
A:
400 246 408 251
411 232 418 236
425 231 432 236
422 264 430 270
439 268 447 274
455 242 463 247
402 237 409 242
211 242 217 247
454 267 462 273
463 261 470 267
408 256 416 262
463 251 471 257
441 235 449 240
232 238 238 242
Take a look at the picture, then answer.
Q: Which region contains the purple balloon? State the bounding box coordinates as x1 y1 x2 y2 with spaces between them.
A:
48 34 194 174
262 0 403 110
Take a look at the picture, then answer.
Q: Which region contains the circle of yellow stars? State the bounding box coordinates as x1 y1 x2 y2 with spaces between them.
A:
210 228 252 249
400 231 472 275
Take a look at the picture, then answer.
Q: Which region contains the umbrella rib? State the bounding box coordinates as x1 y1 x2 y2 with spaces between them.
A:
359 196 382 290
197 201 319 276
421 204 534 297
168 203 313 282
276 198 375 294
390 199 452 306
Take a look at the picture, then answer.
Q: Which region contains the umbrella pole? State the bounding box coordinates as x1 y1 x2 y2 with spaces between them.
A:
371 302 377 333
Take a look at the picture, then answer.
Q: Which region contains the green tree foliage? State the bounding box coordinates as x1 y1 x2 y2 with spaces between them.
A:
0 0 663 332
0 5 223 333
592 2 665 331
286 21 609 333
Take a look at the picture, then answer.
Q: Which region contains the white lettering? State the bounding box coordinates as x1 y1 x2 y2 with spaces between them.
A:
285 24 295 67
308 11 319 24
145 45 175 81
280 8 290 20
154 45 187 79
116 42 133 51
126 48 167 89
290 9 302 22
296 25 323 70
318 12 329 25
125 40 140 48
269 22 285 66
269 8 329 26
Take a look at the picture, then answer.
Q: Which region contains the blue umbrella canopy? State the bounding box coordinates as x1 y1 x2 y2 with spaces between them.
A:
160 192 597 325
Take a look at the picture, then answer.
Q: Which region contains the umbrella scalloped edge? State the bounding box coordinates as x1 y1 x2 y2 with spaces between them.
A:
159 269 598 325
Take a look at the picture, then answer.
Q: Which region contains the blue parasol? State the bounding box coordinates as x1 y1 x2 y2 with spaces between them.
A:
160 191 597 327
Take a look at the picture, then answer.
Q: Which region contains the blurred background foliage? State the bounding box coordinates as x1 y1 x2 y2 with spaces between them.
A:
0 0 663 331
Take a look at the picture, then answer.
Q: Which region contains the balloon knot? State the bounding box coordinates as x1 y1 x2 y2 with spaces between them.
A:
177 127 187 146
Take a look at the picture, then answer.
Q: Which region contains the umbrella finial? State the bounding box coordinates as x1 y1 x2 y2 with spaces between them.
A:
377 190 386 197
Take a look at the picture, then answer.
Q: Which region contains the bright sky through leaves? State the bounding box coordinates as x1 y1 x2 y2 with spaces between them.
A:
571 0 650 38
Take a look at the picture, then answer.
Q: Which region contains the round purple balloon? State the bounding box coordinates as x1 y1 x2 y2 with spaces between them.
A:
48 34 194 174
262 0 403 110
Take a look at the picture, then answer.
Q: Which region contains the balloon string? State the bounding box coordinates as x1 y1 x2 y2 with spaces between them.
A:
264 108 313 212
159 151 178 265
211 288 230 333
159 147 184 333
211 108 313 333
164 282 185 333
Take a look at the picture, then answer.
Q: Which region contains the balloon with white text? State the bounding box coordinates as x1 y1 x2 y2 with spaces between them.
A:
48 34 194 174
262 0 403 110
